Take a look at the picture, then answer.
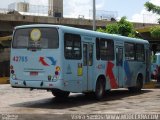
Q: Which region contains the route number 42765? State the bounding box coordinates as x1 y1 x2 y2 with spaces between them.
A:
13 56 28 62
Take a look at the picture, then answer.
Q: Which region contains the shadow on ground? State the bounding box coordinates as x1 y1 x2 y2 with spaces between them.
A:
11 89 152 109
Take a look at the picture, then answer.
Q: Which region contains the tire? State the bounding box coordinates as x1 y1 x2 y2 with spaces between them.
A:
136 75 143 91
52 90 70 98
128 75 143 92
95 79 105 100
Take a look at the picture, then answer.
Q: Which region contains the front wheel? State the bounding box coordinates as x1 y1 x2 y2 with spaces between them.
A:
95 79 105 100
52 90 70 98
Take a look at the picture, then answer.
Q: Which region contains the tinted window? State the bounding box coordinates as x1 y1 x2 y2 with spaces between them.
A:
88 44 93 66
125 43 135 60
13 28 59 49
136 44 145 61
96 38 100 60
64 33 81 60
125 42 145 61
96 38 114 60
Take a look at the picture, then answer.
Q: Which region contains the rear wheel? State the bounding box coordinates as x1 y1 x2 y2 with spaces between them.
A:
136 75 143 91
52 90 70 98
95 79 105 100
128 75 143 92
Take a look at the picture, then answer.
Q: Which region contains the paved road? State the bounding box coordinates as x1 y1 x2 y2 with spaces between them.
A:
0 85 160 119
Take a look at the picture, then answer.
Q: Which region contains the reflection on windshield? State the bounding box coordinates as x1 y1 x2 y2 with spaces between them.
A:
13 28 59 49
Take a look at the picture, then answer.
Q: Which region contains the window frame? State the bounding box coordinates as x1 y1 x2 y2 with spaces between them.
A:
135 44 145 62
64 33 82 60
96 37 114 61
12 27 59 49
125 42 145 62
125 42 136 61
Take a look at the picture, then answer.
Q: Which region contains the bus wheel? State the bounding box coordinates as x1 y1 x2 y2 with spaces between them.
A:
52 90 70 98
128 75 143 92
136 75 143 91
95 79 105 100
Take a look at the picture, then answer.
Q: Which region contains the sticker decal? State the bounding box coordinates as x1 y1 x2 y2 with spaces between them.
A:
39 57 57 66
39 57 49 66
47 57 57 66
53 66 61 80
97 64 105 69
77 63 83 76
30 29 41 41
56 66 61 72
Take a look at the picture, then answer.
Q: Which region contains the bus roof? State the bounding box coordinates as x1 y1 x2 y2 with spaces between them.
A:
15 24 149 44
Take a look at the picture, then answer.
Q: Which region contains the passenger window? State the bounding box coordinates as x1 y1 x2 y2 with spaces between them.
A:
83 44 87 66
125 43 135 60
136 44 145 61
88 44 93 66
96 38 114 60
96 38 100 60
64 33 81 60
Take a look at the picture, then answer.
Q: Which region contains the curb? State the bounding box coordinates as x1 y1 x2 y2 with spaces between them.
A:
0 77 9 84
143 81 156 89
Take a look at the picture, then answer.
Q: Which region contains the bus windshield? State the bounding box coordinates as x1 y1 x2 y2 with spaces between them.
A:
12 28 59 49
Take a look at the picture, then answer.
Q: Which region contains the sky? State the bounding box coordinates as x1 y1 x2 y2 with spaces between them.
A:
0 0 160 23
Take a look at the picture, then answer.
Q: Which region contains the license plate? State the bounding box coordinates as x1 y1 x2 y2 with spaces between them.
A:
30 72 38 76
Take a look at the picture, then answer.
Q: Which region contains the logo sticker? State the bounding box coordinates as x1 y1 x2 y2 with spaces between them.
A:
30 29 41 41
39 57 57 66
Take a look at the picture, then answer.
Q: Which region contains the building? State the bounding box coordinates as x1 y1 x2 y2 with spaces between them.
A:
48 0 63 17
8 2 29 12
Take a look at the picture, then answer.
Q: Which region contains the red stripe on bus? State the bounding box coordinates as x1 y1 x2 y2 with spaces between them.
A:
106 61 118 89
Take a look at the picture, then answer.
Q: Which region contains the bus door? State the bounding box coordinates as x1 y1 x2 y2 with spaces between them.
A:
83 43 94 91
116 47 123 87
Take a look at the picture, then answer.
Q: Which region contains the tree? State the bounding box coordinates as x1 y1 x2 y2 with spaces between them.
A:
144 2 160 15
150 26 160 38
105 23 119 34
144 2 160 38
144 1 160 23
97 17 136 37
118 17 135 37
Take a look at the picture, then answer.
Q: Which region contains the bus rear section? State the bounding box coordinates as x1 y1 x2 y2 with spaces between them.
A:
10 26 65 91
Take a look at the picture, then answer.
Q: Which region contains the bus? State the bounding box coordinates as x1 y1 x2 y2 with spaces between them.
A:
151 52 160 79
10 24 150 99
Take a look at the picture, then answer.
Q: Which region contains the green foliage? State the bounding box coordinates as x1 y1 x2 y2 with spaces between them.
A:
118 17 135 36
128 32 136 38
97 27 105 33
144 2 160 38
106 23 119 34
144 2 160 14
97 16 136 38
150 26 160 38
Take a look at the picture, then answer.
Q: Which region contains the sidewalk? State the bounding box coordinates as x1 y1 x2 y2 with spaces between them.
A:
143 80 156 89
0 77 9 84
